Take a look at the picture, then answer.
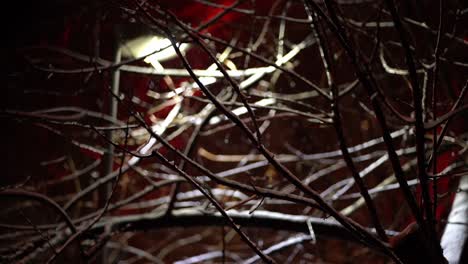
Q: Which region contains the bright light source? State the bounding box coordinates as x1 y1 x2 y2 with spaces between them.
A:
121 35 221 87
122 36 190 65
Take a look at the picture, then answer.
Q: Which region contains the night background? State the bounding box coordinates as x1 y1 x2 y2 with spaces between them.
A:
2 0 468 263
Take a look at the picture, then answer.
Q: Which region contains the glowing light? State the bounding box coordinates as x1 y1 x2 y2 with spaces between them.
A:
122 36 190 65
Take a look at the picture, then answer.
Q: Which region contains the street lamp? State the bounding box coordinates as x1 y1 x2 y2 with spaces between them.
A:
103 25 190 195
102 24 193 262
